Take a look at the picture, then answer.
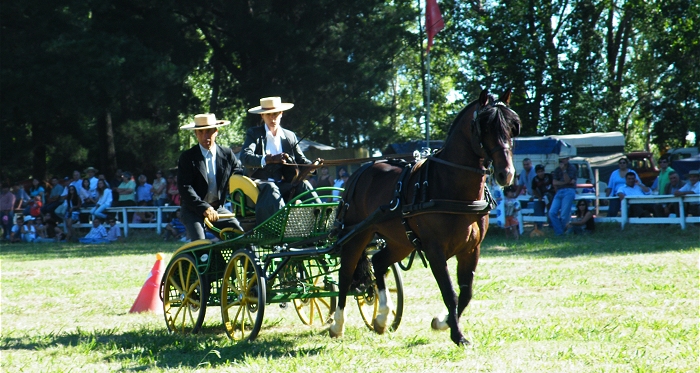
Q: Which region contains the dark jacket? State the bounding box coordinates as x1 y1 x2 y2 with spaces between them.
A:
177 144 243 217
240 125 311 181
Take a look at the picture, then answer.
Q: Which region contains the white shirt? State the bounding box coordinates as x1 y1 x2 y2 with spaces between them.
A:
679 181 700 194
260 125 286 168
96 188 113 207
199 144 218 203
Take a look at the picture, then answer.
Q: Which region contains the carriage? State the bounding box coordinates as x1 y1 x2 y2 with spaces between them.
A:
160 175 404 342
161 89 520 346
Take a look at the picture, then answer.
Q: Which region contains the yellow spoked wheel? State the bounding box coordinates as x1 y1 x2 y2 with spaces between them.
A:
162 253 209 334
292 259 337 326
221 249 266 342
356 263 404 332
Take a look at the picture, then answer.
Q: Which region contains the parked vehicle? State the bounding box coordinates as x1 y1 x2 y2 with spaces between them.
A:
626 151 658 186
665 147 698 163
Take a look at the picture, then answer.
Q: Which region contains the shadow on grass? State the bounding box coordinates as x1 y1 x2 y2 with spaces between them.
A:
481 223 700 259
1 324 330 370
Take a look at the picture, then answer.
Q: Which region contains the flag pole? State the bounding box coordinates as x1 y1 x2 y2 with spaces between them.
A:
426 50 431 147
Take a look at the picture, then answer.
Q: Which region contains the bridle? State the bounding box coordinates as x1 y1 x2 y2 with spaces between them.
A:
471 101 513 166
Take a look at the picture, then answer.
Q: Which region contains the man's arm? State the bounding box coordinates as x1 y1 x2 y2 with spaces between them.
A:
285 130 312 165
177 149 212 218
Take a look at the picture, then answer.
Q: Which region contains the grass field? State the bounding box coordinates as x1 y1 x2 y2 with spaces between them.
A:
1 224 698 372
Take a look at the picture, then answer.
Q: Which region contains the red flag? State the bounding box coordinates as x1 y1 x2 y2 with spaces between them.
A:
426 0 445 53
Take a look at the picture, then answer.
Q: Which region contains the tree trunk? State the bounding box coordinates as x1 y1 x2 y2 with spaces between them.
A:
32 121 47 180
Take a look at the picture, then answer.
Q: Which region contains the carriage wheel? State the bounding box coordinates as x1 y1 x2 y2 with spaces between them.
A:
162 253 209 334
356 263 404 332
221 249 266 342
293 259 337 326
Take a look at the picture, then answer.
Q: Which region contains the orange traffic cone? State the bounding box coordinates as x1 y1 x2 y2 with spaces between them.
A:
129 253 165 314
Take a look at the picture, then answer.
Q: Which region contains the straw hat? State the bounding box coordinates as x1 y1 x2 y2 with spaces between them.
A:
84 167 98 173
688 170 700 176
247 97 294 114
180 113 231 130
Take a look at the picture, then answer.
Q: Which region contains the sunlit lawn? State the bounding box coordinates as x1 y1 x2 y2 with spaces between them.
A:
1 224 698 372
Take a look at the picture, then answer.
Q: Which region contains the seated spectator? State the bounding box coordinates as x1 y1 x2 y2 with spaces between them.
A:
530 164 554 229
654 171 685 217
1 183 17 241
91 179 113 221
28 195 42 217
79 218 110 244
42 213 64 242
80 178 98 208
110 169 123 191
97 173 110 188
167 175 180 206
674 169 700 216
84 167 99 195
163 210 186 241
9 215 24 243
106 218 122 242
41 177 64 219
566 199 595 234
135 174 153 205
606 158 642 217
331 167 350 199
132 200 154 223
63 185 82 241
21 216 37 242
651 157 674 195
516 158 536 198
503 186 521 239
152 170 168 206
13 183 31 212
314 166 334 202
33 215 55 243
581 179 595 194
28 178 45 203
114 171 137 207
616 171 652 217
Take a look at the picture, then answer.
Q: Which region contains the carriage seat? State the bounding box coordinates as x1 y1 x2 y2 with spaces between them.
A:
227 175 259 224
229 174 259 203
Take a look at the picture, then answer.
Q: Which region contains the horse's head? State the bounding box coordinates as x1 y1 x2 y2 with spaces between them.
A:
471 89 521 186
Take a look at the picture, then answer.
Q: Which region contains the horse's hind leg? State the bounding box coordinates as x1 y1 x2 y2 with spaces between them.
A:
367 245 402 334
329 230 374 339
424 247 469 346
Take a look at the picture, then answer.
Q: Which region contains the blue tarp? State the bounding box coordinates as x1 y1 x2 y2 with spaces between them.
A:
512 138 564 155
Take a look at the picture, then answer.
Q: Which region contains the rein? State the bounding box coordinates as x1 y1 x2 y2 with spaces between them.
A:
426 156 491 175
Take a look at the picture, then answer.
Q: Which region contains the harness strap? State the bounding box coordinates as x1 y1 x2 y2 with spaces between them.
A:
426 156 490 175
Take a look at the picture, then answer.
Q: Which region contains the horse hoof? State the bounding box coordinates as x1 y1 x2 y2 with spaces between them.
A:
329 326 343 339
431 316 450 331
373 319 386 335
453 337 470 346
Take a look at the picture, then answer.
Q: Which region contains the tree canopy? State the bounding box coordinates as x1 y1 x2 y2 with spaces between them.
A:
1 0 697 183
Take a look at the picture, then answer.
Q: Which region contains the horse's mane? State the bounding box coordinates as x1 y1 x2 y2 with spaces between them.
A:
444 99 480 143
443 93 518 151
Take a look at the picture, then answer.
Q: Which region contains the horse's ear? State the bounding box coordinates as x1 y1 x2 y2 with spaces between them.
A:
479 89 490 106
499 89 512 106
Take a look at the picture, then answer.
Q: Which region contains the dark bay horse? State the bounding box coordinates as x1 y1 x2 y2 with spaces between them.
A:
329 89 521 345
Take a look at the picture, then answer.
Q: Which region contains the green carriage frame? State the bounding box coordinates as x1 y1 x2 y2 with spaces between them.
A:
160 184 404 343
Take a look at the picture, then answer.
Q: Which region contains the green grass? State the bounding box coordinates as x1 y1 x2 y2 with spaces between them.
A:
1 224 698 372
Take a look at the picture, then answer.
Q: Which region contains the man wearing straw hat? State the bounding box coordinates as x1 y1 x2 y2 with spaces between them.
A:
242 97 321 224
178 113 244 240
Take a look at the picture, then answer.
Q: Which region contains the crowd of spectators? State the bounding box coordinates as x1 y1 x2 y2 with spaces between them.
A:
0 167 181 243
504 155 700 238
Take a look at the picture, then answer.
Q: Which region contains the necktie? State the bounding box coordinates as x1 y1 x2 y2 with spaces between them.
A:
205 151 217 203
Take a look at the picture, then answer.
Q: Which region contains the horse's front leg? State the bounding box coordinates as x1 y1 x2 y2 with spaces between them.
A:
425 249 468 346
